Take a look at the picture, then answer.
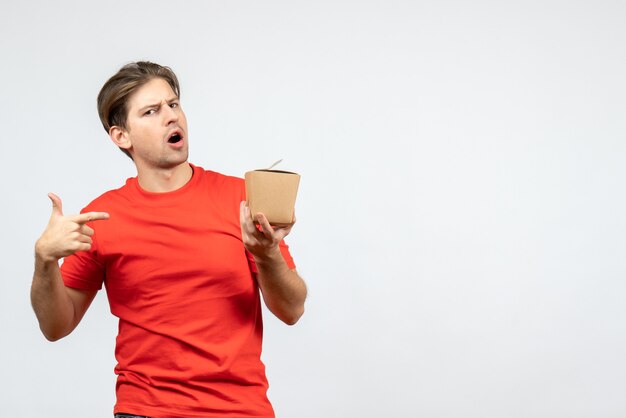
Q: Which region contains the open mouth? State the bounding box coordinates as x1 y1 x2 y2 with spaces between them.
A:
168 133 182 144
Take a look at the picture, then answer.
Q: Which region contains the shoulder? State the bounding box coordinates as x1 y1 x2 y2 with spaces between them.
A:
191 166 246 222
80 180 133 214
197 167 243 186
194 166 245 195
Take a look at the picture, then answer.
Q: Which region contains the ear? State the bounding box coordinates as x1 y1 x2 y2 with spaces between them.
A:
109 126 132 151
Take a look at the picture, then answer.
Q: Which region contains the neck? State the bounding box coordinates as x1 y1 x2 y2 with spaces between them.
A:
136 162 193 193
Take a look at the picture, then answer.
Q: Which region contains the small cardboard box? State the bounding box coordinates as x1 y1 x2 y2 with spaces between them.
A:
245 169 300 226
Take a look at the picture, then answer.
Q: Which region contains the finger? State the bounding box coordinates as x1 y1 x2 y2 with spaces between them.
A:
239 201 249 228
240 203 263 244
255 213 275 238
75 242 92 252
77 234 93 245
71 212 110 224
269 224 292 242
48 193 63 217
243 205 261 236
239 202 253 233
80 224 95 237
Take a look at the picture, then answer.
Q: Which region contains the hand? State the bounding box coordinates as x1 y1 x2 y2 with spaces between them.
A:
240 201 294 259
35 193 110 263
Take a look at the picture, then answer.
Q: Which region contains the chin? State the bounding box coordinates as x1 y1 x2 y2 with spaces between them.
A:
157 154 189 169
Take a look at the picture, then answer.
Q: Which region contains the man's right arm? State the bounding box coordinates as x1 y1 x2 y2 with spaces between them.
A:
30 193 109 341
31 257 97 341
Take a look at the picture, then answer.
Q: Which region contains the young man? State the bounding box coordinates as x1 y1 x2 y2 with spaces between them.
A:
31 61 307 418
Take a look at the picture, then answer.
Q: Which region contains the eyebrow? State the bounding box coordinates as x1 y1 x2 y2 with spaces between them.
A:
138 97 180 113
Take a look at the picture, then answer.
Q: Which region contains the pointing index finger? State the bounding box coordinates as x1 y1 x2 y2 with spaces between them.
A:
71 212 110 224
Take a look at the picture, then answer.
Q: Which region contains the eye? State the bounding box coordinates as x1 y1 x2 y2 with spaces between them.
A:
144 109 156 116
169 102 179 109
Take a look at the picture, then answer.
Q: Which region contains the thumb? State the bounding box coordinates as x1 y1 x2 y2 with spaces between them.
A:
48 192 63 217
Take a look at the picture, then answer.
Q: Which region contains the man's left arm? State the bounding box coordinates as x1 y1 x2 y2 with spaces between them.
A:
240 202 307 325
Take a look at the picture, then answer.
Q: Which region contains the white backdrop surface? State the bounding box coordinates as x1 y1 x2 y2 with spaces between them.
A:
1 1 625 417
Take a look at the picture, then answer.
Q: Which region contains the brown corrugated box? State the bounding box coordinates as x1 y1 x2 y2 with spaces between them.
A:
245 169 300 226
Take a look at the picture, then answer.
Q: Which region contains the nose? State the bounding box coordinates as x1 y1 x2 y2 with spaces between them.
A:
163 101 179 125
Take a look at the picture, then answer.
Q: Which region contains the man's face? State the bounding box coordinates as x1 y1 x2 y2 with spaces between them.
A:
122 77 189 170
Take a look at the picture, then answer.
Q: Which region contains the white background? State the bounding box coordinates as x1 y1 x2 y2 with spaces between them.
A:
1 1 625 417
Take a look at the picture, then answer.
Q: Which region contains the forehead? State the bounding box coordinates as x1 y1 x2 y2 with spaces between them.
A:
127 78 177 110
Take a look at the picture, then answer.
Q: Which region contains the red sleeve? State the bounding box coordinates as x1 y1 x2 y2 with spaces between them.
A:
59 217 105 292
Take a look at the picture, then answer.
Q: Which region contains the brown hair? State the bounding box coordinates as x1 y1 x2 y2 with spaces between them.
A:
97 61 181 159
